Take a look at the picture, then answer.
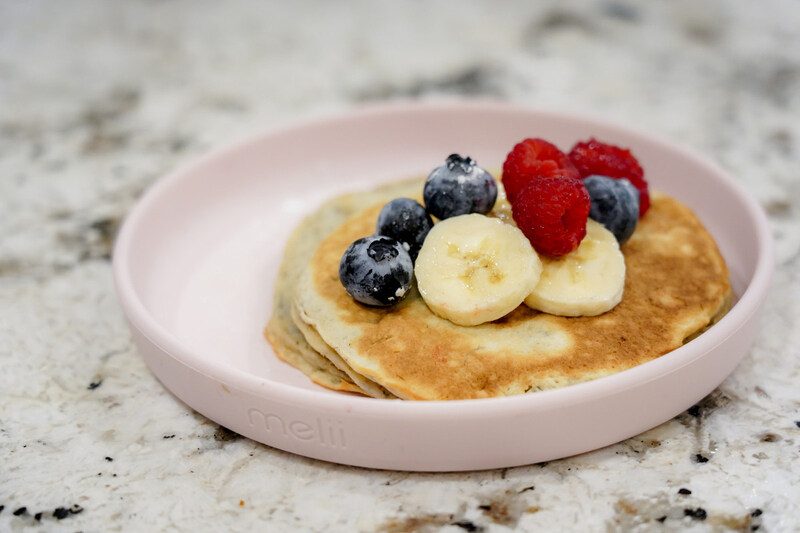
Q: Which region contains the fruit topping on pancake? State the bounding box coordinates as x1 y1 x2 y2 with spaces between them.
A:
510 176 591 257
568 138 650 217
501 138 581 203
414 214 542 326
423 154 497 220
583 175 640 245
375 198 433 262
338 236 413 307
265 136 731 400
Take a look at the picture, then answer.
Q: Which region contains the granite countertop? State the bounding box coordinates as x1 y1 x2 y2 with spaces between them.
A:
2 1 799 531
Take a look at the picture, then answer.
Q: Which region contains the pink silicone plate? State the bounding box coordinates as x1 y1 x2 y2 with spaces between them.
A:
113 101 773 471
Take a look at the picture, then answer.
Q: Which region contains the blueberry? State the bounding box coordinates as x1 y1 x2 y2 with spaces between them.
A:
583 175 640 245
423 154 497 220
338 236 413 307
375 198 433 262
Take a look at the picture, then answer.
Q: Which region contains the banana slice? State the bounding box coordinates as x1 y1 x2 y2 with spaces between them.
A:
415 214 542 326
524 219 625 317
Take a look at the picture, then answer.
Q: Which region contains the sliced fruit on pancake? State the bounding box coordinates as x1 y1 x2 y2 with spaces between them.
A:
415 213 542 326
524 219 625 317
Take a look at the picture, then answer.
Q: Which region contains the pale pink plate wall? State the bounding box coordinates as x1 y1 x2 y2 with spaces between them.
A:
112 101 773 471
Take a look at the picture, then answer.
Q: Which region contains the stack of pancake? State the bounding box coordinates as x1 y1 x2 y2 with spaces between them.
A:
265 179 731 401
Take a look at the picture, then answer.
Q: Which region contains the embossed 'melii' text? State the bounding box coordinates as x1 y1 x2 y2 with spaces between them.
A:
246 408 347 448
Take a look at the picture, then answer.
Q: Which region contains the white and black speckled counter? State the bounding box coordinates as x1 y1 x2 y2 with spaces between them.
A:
2 1 799 531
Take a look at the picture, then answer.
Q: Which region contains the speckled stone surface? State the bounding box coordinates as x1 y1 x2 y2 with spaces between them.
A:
2 1 799 531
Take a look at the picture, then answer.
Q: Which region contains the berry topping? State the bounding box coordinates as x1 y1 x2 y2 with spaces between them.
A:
423 154 498 220
567 138 650 217
583 175 640 245
501 138 580 203
375 198 434 262
339 236 413 307
511 177 591 256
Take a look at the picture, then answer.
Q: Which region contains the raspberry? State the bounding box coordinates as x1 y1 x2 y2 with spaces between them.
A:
502 138 580 204
567 138 650 217
511 177 591 256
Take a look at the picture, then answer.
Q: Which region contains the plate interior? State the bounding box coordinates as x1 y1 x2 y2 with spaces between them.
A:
127 106 758 395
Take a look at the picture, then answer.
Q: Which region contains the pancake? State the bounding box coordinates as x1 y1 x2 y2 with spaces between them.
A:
269 180 732 400
264 179 420 395
291 302 397 398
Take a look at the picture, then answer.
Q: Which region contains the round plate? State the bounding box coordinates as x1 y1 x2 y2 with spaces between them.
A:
112 100 773 471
